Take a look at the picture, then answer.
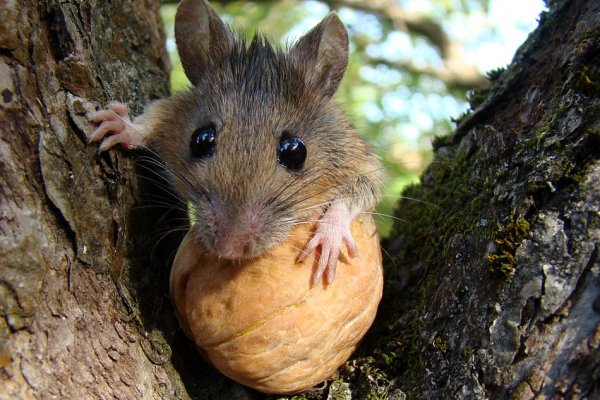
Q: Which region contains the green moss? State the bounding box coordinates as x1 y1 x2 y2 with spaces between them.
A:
462 346 474 359
486 67 506 82
466 89 489 109
431 133 455 150
379 144 508 396
389 147 497 273
571 27 600 95
576 25 600 42
486 217 531 280
574 64 600 95
450 109 472 127
433 337 448 353
352 356 396 399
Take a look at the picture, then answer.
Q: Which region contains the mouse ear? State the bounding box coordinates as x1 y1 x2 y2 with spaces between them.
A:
175 0 234 85
290 12 349 99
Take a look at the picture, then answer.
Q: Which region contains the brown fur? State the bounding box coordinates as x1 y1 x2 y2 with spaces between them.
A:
138 0 385 258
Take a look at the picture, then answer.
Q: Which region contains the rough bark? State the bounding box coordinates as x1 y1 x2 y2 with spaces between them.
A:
367 0 600 398
1 0 598 399
0 0 190 398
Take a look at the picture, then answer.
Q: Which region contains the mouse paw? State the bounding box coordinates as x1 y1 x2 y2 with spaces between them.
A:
298 201 358 286
87 102 148 151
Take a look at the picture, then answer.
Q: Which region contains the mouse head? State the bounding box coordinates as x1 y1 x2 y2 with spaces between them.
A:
175 0 348 97
151 0 356 259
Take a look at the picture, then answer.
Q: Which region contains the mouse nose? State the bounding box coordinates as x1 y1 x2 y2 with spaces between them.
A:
212 208 264 259
214 234 252 259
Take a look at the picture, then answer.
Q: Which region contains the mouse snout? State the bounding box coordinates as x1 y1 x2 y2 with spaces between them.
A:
213 234 252 259
210 204 266 259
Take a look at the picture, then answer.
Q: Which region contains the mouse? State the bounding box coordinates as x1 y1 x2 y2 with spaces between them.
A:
87 0 385 286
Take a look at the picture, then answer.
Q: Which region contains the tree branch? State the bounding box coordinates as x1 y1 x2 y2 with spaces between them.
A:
326 0 449 56
324 0 488 89
366 56 488 90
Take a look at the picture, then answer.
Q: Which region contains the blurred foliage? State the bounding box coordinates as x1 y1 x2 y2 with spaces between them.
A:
159 0 539 236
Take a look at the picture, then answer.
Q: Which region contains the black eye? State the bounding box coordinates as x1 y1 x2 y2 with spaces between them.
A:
190 126 216 158
277 134 306 171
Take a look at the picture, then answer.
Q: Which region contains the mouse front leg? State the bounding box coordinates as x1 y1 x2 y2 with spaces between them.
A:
298 200 359 286
87 102 150 151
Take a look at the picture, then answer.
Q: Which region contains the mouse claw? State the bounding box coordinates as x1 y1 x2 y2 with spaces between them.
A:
299 201 358 286
106 101 131 119
87 102 147 151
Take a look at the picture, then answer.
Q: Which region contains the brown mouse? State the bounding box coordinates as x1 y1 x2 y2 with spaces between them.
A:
88 0 385 286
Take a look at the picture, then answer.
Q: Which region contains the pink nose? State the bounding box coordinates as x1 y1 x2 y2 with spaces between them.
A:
211 202 264 259
214 235 251 259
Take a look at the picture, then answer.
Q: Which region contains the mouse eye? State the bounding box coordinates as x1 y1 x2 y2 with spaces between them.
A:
190 126 216 158
277 134 306 171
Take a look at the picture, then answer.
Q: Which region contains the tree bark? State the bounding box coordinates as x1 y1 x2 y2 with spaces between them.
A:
1 0 598 400
0 0 192 398
372 0 600 398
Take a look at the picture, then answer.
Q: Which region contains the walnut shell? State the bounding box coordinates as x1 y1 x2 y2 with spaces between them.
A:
171 216 383 394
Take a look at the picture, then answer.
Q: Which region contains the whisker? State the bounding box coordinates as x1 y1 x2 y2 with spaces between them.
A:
149 227 191 257
359 211 412 225
379 244 397 267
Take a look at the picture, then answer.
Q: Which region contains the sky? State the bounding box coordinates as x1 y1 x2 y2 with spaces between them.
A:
292 0 547 73
455 0 547 71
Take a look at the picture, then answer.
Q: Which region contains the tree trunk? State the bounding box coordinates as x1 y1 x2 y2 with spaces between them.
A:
373 0 600 398
1 0 598 400
0 0 195 398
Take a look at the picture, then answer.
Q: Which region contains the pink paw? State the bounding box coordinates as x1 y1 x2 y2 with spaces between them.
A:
87 102 147 151
298 201 358 286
